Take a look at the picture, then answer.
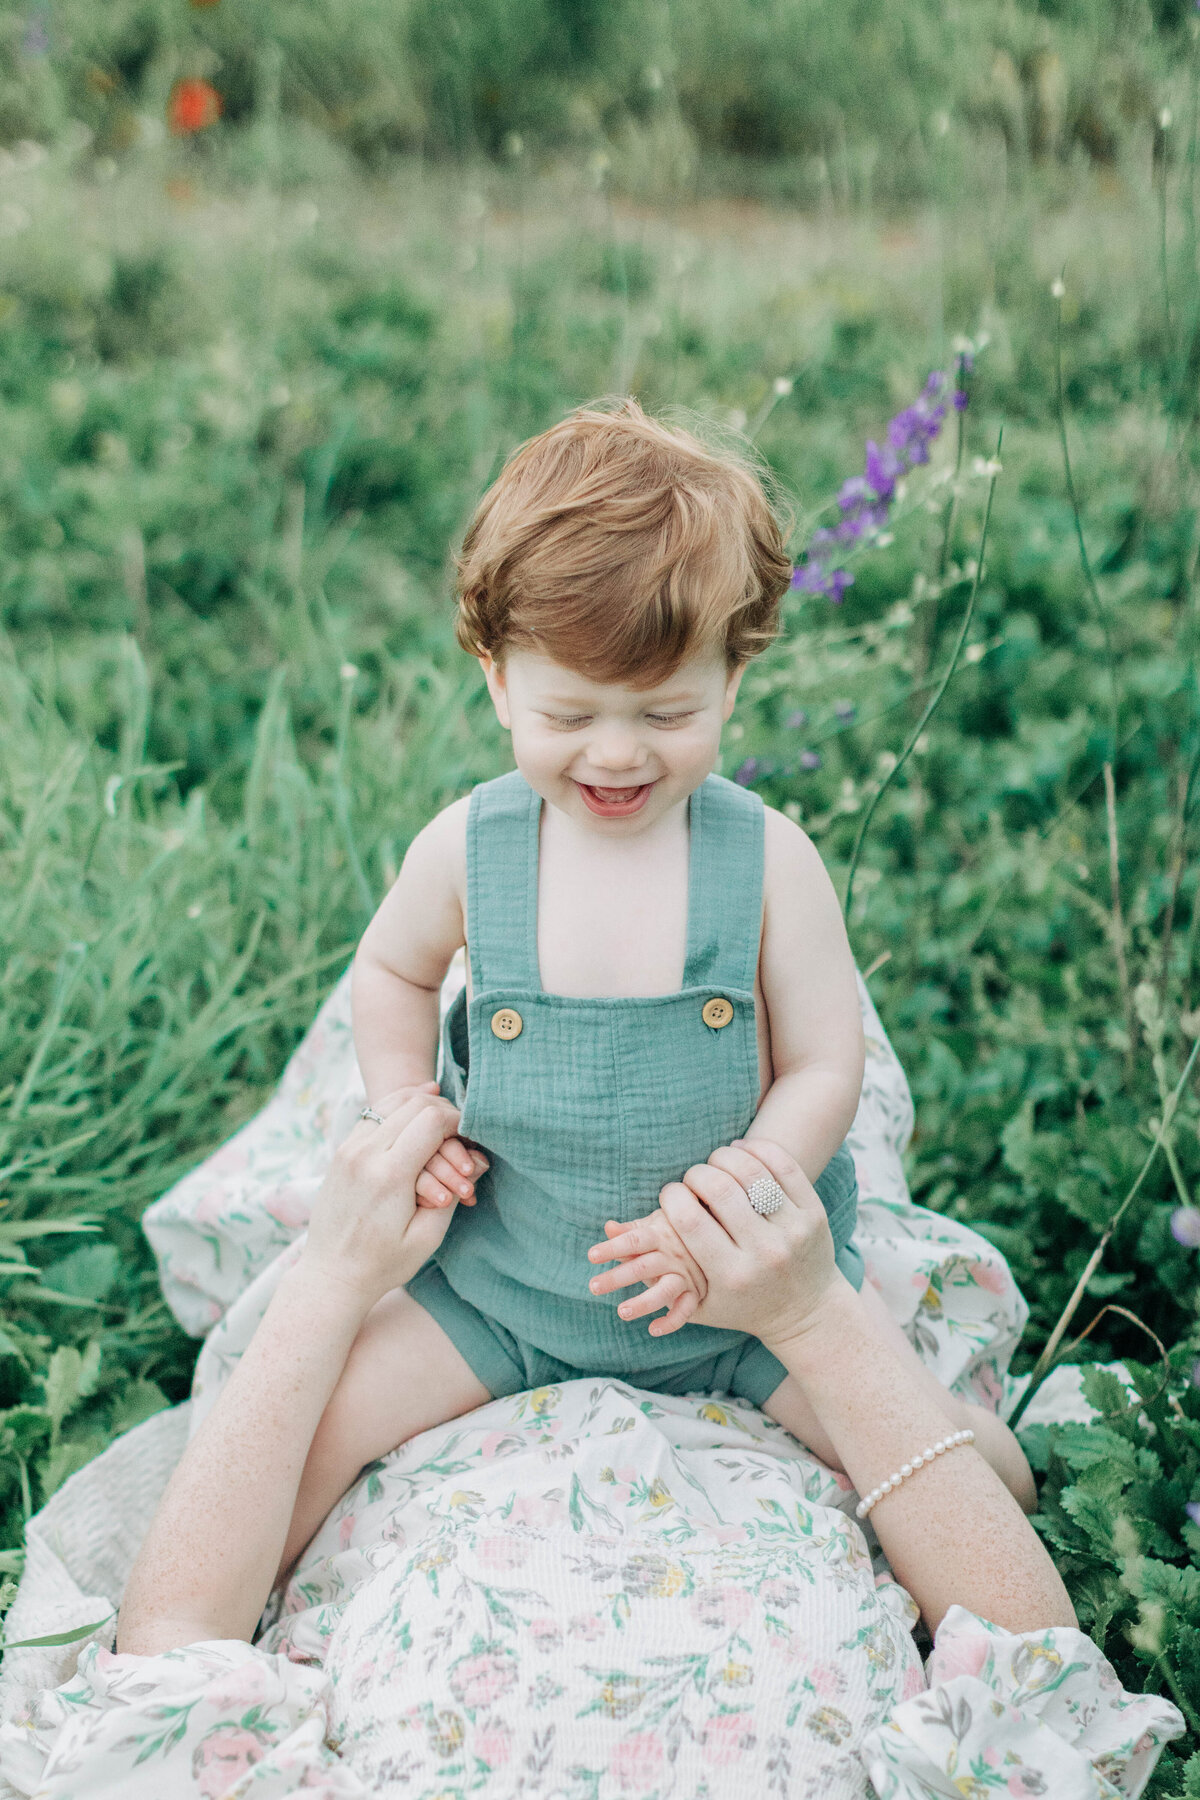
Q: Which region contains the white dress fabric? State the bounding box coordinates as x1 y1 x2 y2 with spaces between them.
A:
0 964 1183 1798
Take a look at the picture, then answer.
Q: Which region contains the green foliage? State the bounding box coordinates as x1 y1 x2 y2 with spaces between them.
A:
1028 1359 1200 1788
0 0 1179 200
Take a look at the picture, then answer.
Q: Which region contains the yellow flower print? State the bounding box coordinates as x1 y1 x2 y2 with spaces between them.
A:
649 1562 687 1597
918 1281 943 1316
529 1386 561 1415
700 1403 729 1426
448 1489 482 1509
645 1480 673 1509
427 1709 466 1758
598 1676 645 1719
720 1660 753 1687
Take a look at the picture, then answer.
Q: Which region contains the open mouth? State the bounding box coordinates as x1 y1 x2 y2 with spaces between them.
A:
575 780 656 817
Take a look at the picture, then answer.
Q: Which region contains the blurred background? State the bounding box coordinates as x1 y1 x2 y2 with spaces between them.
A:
2 1 1200 1777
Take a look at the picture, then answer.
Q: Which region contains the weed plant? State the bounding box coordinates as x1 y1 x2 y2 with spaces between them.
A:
0 113 1199 1787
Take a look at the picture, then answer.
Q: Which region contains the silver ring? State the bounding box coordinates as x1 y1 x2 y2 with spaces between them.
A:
359 1105 384 1125
747 1176 786 1217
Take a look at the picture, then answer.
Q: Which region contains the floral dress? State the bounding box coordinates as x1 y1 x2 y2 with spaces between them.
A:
0 965 1183 1798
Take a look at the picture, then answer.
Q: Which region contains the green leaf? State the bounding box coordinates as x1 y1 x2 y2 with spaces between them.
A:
0 1616 112 1652
41 1343 102 1436
39 1244 119 1303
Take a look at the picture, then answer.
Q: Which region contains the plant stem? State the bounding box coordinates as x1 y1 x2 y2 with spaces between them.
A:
1103 762 1136 1082
1054 285 1119 760
1008 1029 1200 1428
843 431 1001 925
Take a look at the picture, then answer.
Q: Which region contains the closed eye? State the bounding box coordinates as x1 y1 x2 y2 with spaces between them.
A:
546 715 591 729
647 712 696 726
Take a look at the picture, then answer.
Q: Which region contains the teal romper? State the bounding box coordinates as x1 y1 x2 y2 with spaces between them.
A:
406 769 864 1407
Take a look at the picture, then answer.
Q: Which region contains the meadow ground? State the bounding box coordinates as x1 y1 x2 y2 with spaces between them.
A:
1 140 1199 1781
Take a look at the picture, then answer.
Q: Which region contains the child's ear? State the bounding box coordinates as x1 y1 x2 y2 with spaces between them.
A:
721 662 747 722
480 653 511 729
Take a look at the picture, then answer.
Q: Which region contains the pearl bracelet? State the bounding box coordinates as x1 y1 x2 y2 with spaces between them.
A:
854 1427 975 1521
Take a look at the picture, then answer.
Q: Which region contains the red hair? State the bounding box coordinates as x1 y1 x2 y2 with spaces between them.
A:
455 397 792 686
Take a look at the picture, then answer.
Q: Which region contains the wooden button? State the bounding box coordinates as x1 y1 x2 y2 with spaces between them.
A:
702 996 734 1029
490 1007 523 1040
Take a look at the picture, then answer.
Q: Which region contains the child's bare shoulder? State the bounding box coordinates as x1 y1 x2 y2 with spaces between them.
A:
761 802 836 902
404 794 470 905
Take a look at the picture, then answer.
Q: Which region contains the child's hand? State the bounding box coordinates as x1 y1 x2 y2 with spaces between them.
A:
373 1082 489 1210
586 1203 708 1336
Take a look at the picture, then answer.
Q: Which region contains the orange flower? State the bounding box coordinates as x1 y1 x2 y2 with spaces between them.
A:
168 79 221 136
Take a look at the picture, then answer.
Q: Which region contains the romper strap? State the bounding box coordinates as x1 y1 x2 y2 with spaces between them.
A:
683 775 764 994
466 770 542 994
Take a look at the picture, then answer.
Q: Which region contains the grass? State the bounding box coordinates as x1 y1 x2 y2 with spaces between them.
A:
0 131 1198 1785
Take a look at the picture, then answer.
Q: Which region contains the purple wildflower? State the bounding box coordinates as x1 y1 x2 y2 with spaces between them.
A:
799 748 822 770
1170 1206 1200 1248
792 366 954 603
834 700 856 723
865 439 900 502
1188 1501 1200 1528
785 709 808 729
733 757 762 787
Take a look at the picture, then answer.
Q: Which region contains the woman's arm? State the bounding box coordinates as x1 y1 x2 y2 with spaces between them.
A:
117 1096 461 1655
750 809 865 1178
660 1140 1075 1637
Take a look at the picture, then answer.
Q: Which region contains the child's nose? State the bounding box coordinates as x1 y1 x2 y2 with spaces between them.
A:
589 728 647 772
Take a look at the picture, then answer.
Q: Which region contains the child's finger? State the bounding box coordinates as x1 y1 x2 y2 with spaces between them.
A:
440 1136 482 1181
589 1252 668 1295
648 1289 699 1336
425 1149 477 1202
604 1214 651 1239
415 1169 457 1209
589 1225 653 1263
616 1272 688 1322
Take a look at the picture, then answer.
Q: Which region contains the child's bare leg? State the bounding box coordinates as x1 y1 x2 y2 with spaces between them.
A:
278 1289 490 1580
760 1280 1037 1513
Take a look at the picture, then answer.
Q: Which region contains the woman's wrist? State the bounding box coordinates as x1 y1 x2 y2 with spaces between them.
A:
289 1246 383 1326
758 1270 860 1359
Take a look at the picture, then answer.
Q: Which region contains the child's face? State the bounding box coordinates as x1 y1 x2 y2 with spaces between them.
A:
481 648 745 833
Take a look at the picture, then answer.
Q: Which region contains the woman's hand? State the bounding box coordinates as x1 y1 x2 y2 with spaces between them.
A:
372 1081 489 1211
658 1136 848 1347
302 1091 466 1307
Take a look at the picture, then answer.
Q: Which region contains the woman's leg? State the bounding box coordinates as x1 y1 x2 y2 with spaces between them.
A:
278 1288 491 1579
761 1280 1038 1512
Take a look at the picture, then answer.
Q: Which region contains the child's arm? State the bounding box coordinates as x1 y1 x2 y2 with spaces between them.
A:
749 806 865 1177
354 799 486 1209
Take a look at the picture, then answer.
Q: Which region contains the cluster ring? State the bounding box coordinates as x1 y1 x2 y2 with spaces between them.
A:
746 1175 787 1218
359 1105 384 1125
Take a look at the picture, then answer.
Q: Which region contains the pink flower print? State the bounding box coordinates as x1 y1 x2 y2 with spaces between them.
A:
809 1661 845 1699
339 1513 357 1549
611 1731 664 1790
192 1725 271 1800
477 1535 529 1571
967 1257 1010 1296
508 1493 563 1528
198 1657 278 1714
1007 1773 1043 1797
702 1710 755 1766
901 1660 925 1699
529 1617 562 1652
193 1186 233 1227
615 1465 639 1484
929 1630 991 1684
568 1611 605 1640
973 1365 1004 1411
449 1647 519 1709
263 1185 311 1230
474 1720 513 1767
760 1579 798 1609
983 1745 1002 1768
210 1143 251 1176
691 1585 753 1631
